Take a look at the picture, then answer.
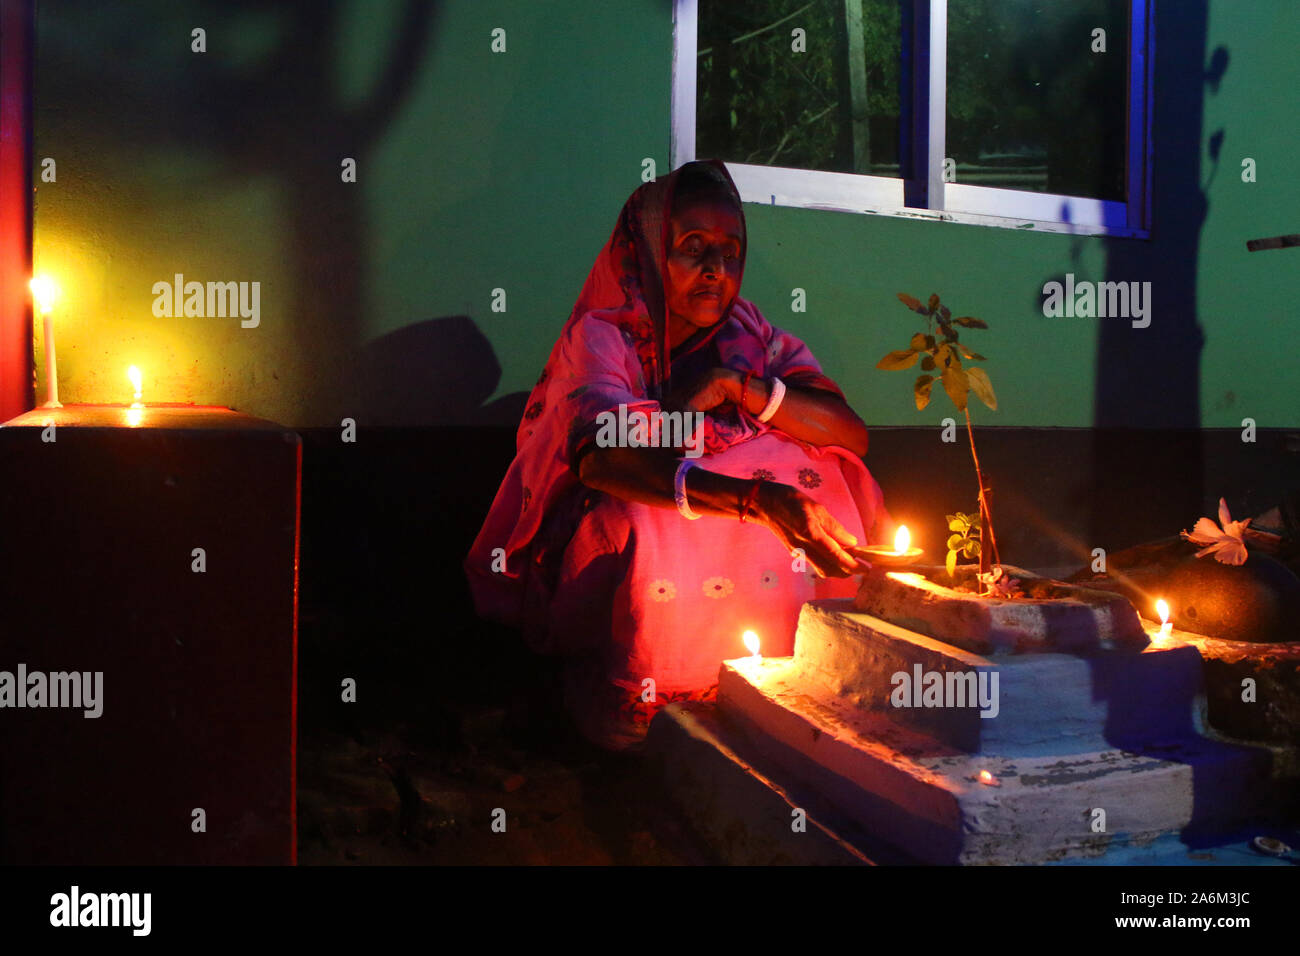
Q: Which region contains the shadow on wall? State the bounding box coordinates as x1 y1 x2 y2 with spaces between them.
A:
997 2 1225 555
38 0 442 426
1089 6 1225 548
358 315 529 426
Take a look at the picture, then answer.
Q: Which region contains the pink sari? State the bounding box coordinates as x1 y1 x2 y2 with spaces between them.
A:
465 160 891 748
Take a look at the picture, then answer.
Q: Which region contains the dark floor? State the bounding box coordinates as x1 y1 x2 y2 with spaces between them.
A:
295 608 715 865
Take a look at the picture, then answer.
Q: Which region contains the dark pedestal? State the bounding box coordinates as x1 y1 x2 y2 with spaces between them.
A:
0 404 299 864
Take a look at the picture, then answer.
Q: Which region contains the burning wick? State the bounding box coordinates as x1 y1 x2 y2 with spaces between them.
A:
128 365 143 408
1155 599 1172 637
894 525 910 555
977 769 999 787
742 630 760 662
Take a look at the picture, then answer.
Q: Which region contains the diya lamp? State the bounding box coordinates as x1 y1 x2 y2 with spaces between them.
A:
852 525 923 568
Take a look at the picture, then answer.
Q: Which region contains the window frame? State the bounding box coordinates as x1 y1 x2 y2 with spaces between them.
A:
671 0 1154 238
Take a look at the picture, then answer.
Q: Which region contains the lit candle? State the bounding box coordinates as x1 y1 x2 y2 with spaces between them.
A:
1156 599 1172 637
29 276 61 408
128 365 143 407
977 769 1000 787
742 629 760 662
894 525 911 555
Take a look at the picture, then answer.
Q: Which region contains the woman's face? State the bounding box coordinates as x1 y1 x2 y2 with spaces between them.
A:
664 196 743 344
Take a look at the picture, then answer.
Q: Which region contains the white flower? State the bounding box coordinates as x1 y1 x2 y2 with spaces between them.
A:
702 576 734 599
1182 497 1250 565
977 566 1022 598
648 579 677 602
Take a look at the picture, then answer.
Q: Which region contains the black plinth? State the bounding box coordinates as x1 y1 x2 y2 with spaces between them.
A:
0 404 299 864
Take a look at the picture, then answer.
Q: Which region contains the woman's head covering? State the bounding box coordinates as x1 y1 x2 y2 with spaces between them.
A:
560 158 748 402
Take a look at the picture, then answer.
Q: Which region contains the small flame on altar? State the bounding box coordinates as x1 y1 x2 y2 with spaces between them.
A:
742 630 760 659
128 365 143 406
977 769 999 787
894 525 910 554
30 276 58 315
1155 598 1172 637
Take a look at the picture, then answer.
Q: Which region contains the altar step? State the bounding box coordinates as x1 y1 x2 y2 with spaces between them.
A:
715 655 1270 864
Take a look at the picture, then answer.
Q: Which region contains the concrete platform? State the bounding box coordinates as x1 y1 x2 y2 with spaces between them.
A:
643 702 878 865
794 600 1211 754
717 656 1270 864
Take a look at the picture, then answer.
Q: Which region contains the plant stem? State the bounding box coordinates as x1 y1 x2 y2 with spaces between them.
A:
964 407 1001 573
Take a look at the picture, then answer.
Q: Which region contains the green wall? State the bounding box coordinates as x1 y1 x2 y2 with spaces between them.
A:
32 0 1299 429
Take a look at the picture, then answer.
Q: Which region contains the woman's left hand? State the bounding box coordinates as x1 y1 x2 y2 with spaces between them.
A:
665 368 738 414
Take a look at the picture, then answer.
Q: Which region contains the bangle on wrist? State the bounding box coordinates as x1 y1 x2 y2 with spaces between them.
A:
739 369 755 417
756 376 786 423
674 459 702 520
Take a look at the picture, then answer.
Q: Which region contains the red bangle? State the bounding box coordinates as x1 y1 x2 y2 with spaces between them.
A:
739 369 755 416
740 478 762 522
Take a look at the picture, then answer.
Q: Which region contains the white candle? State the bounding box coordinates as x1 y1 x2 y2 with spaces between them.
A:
30 277 61 408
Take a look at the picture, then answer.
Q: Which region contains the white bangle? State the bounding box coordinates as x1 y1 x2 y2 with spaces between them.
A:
756 376 786 423
674 459 702 520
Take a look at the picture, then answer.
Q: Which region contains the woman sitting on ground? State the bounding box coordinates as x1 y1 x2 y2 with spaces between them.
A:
465 159 892 750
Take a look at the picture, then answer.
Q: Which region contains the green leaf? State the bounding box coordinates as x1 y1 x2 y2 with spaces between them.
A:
909 332 928 351
947 533 964 549
939 305 951 321
924 335 936 350
897 293 924 313
948 516 967 532
921 355 936 371
962 539 978 557
941 366 969 411
957 344 986 361
928 293 940 312
966 367 997 410
876 349 919 370
946 548 958 577
914 374 934 410
944 514 957 525
953 316 988 329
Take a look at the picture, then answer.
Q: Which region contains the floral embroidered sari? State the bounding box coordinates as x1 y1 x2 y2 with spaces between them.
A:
465 160 891 749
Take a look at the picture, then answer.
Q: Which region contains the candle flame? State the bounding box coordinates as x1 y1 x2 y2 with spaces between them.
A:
128 365 142 402
977 769 998 786
742 630 760 658
1155 599 1169 626
29 276 58 315
894 525 910 554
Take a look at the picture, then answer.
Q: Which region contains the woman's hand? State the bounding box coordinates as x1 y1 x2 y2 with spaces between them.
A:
664 367 739 414
755 482 864 577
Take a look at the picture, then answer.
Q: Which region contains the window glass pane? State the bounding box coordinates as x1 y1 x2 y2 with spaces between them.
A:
696 0 904 177
946 0 1129 200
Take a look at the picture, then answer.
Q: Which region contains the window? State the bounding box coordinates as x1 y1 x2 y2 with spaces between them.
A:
673 0 1152 236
